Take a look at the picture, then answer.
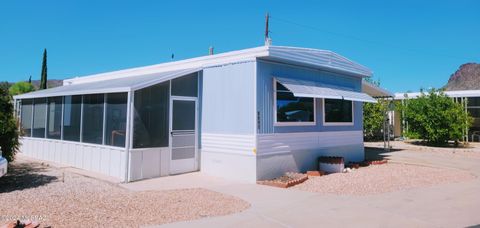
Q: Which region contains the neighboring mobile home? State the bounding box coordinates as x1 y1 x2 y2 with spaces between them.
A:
14 45 378 182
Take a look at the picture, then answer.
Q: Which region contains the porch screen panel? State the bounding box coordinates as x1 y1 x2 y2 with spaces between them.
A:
20 99 33 136
467 97 480 118
63 95 82 142
82 94 104 144
105 93 127 147
171 73 198 97
47 96 63 139
133 82 169 148
32 98 47 138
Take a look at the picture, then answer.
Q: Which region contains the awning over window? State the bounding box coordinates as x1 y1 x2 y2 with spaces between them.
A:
14 68 201 99
276 77 377 103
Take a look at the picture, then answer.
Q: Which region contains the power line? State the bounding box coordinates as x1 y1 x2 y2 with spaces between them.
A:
270 16 477 61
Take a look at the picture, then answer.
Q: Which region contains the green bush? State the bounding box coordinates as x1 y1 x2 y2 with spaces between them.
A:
363 99 387 141
9 81 35 96
401 88 471 145
363 79 389 141
0 82 20 161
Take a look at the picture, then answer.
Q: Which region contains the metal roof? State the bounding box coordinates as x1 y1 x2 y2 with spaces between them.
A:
14 68 200 99
14 45 373 100
276 77 376 103
63 45 372 86
394 90 480 100
265 46 372 77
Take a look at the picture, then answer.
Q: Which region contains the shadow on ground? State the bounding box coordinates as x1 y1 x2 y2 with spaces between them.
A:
365 147 404 161
0 161 58 193
407 140 473 149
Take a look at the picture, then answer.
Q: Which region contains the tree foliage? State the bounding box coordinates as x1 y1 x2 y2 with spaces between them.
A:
362 78 389 141
0 82 20 161
363 99 388 141
40 48 48 90
401 88 471 145
9 81 35 96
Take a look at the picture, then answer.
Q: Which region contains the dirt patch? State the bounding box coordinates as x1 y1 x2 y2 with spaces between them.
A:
293 163 475 196
0 160 250 227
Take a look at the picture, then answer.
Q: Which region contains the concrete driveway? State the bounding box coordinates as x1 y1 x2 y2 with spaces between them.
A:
123 142 480 228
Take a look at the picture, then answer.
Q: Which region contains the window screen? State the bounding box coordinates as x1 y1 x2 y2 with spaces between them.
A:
63 95 82 142
47 96 62 139
20 99 33 136
32 98 47 138
82 94 104 144
133 82 170 148
171 73 198 97
105 93 127 147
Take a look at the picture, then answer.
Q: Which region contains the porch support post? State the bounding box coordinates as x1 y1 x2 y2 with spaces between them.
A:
124 91 133 183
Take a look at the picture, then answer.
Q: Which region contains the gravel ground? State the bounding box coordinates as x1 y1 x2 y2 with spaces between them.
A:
293 163 475 196
0 160 250 227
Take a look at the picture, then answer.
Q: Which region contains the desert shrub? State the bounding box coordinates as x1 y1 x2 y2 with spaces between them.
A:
9 81 35 96
363 99 388 141
0 82 20 161
401 88 471 145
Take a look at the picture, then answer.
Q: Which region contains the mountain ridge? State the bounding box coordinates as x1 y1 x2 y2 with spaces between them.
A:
444 63 480 91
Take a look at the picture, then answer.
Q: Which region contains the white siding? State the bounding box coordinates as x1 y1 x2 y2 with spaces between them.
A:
257 131 363 156
256 131 364 180
128 147 170 181
202 133 255 155
201 133 256 182
19 138 126 181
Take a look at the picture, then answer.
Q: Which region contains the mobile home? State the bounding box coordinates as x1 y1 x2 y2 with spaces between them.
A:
14 45 377 182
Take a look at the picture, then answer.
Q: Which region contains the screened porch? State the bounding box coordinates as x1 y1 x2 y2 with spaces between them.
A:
14 68 201 181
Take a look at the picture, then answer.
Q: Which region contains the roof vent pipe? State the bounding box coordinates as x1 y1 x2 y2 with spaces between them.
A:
209 46 214 55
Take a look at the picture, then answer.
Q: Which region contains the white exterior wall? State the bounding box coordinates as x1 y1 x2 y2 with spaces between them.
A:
128 147 170 181
200 133 256 182
200 62 257 183
20 137 126 181
256 131 364 180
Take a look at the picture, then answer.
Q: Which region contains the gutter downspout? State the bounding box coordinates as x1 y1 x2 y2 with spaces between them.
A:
124 90 133 183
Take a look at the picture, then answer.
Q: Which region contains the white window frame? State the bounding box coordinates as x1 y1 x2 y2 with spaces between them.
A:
273 79 316 127
322 98 354 126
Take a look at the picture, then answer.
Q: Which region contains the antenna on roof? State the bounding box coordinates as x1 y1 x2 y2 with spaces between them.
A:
264 13 272 46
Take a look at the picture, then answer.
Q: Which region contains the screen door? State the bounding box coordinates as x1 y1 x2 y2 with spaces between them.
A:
170 98 197 174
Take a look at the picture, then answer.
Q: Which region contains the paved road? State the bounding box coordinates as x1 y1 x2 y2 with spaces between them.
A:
124 143 480 228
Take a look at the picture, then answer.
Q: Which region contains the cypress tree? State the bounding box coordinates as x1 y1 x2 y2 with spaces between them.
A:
40 48 47 90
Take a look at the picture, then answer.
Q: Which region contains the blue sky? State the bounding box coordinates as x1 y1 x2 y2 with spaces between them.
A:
0 0 478 92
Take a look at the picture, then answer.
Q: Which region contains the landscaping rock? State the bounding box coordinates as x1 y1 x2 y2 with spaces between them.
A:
258 172 308 188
